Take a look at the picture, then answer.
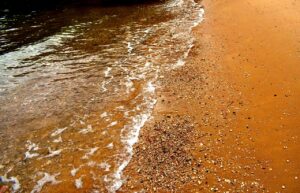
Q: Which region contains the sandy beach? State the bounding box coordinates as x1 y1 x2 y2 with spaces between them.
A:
121 0 300 192
0 0 299 192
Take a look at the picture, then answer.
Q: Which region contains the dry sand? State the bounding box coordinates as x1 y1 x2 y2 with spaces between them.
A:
121 0 300 192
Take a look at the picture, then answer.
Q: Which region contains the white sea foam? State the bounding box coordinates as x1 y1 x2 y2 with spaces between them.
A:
100 162 111 172
116 106 124 110
25 140 39 151
106 143 114 149
79 125 93 134
25 151 39 160
145 82 155 93
104 82 157 193
172 6 204 69
0 175 21 192
165 0 184 8
87 161 97 167
24 140 39 160
127 42 133 54
71 167 80 177
43 148 62 158
82 147 99 159
193 7 205 28
101 81 108 92
31 173 60 193
100 112 108 118
85 161 111 172
144 61 151 68
125 79 134 94
75 177 83 189
102 130 108 135
51 127 67 137
53 136 63 143
104 67 112 77
107 121 118 127
172 40 193 69
9 177 20 192
0 27 77 68
87 147 98 155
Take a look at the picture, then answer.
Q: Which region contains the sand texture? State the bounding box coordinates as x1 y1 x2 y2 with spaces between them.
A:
121 0 300 192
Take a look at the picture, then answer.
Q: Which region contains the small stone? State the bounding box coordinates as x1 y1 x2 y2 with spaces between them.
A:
295 176 298 180
282 185 286 189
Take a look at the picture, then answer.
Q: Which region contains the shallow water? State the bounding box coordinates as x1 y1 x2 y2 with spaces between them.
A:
0 0 203 192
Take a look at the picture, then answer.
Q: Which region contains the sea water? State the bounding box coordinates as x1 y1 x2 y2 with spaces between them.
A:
0 0 204 192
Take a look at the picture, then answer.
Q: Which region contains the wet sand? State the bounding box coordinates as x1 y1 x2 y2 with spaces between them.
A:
0 0 299 192
121 0 300 192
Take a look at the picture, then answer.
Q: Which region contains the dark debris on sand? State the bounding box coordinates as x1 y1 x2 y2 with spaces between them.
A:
122 115 205 192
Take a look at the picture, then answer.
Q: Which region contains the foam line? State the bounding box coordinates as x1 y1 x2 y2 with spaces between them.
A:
31 173 60 193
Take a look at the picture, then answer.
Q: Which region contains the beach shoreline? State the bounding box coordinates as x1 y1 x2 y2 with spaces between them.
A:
0 0 299 192
121 0 300 192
